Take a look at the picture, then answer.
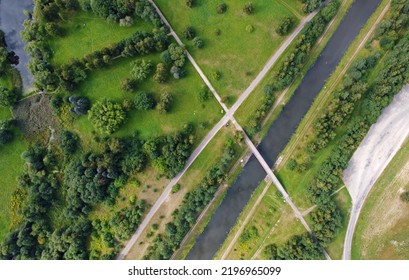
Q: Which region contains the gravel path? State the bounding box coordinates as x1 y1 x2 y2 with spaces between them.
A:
343 84 409 259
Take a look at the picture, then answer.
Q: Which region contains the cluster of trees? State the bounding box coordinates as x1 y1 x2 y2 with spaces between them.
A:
58 28 168 91
89 99 126 134
264 233 323 260
0 86 18 107
67 95 90 115
0 144 61 259
144 139 237 259
160 43 187 79
79 0 161 26
245 1 340 137
300 0 323 14
0 30 19 75
309 55 379 153
144 124 195 178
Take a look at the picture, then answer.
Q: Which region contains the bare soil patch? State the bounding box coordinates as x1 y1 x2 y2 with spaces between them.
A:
12 94 56 137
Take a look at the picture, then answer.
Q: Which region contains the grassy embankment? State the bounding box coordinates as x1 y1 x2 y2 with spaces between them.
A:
352 139 409 260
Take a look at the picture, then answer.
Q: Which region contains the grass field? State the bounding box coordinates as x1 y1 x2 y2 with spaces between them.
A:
125 125 241 259
70 54 221 142
155 0 301 105
49 11 153 65
352 139 409 260
0 107 28 240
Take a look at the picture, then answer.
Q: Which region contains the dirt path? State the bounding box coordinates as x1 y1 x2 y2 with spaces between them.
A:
343 85 409 260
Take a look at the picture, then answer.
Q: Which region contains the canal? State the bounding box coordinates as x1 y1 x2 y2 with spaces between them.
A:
187 0 382 260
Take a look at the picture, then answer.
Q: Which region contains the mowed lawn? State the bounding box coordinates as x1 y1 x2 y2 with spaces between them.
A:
352 139 409 260
49 11 153 65
73 55 221 141
0 107 27 240
155 0 300 105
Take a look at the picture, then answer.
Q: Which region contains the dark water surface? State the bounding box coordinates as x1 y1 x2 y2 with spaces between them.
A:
0 0 34 89
187 0 382 260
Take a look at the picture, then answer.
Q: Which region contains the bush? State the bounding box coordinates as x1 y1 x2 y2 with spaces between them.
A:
171 183 181 194
192 37 204 48
243 2 254 15
217 3 227 14
401 191 409 203
183 26 196 40
186 0 194 8
89 99 126 134
276 17 296 36
121 78 138 92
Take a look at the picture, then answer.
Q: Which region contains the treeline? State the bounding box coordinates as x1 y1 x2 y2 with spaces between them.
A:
24 0 165 91
265 1 409 259
79 0 161 26
245 1 340 136
144 139 237 259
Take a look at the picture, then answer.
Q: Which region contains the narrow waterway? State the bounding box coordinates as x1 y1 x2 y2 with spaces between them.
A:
187 0 382 260
0 0 34 90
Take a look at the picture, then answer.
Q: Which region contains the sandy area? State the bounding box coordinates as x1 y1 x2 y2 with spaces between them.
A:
343 85 409 202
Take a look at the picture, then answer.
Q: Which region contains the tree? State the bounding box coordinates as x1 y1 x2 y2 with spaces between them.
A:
0 120 13 145
60 130 79 156
131 59 153 81
217 3 227 14
192 36 204 48
0 86 17 107
183 26 196 40
156 92 173 113
134 91 155 111
276 17 296 36
89 99 126 134
167 43 186 67
243 2 254 15
153 63 168 83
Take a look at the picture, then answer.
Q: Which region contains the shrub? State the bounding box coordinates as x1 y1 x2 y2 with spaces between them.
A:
183 26 196 40
192 36 204 48
171 183 181 194
401 191 409 203
217 3 227 14
134 91 156 111
243 2 254 15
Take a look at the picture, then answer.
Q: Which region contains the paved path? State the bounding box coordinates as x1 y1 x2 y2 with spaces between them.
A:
118 1 319 260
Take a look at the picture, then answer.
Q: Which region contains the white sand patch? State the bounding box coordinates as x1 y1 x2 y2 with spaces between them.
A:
343 85 409 203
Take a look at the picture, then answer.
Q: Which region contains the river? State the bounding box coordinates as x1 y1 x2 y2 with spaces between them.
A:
0 0 34 90
187 0 382 260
